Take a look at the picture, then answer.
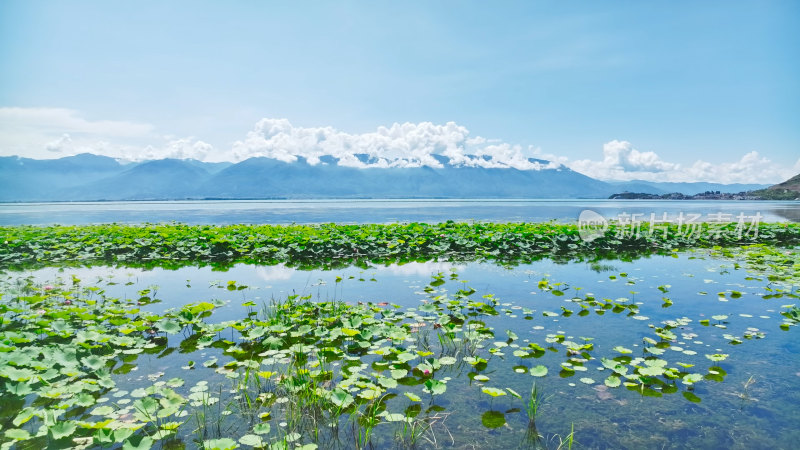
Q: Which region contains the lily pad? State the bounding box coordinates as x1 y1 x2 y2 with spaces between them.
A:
481 387 507 397
481 410 506 429
49 421 77 440
201 438 238 450
604 376 621 388
424 379 447 395
530 365 548 377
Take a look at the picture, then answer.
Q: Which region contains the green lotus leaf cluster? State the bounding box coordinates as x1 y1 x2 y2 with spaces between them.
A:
2 222 799 271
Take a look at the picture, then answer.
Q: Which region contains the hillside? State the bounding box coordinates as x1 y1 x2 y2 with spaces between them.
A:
0 154 782 201
749 173 800 200
0 154 127 202
768 173 800 192
67 159 213 200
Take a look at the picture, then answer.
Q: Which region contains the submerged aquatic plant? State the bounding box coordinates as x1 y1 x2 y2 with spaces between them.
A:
556 423 576 450
525 382 547 427
738 375 757 409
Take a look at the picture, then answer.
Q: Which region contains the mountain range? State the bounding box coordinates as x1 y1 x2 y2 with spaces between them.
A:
0 153 773 202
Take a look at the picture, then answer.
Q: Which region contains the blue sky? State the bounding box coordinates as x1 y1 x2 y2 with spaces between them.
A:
0 1 798 183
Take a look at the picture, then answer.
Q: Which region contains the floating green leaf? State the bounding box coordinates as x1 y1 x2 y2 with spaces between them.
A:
530 365 548 377
252 423 271 435
49 421 77 440
330 389 354 408
425 379 447 395
4 428 31 440
604 376 621 388
123 435 155 450
404 392 421 402
481 387 507 397
239 434 263 447
83 355 106 371
682 373 704 385
481 410 506 429
201 438 238 450
682 391 702 403
156 319 182 334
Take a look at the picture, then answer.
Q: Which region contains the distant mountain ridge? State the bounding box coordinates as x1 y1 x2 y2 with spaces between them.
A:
0 153 773 202
605 180 772 195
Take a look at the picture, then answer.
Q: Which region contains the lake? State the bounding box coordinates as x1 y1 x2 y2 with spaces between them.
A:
3 247 799 449
1 201 798 449
1 199 798 226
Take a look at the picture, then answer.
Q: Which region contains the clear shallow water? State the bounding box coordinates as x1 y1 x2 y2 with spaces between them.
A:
7 252 799 449
1 199 798 225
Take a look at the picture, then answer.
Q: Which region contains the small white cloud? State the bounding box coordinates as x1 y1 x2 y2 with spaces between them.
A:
45 133 72 153
158 138 214 161
0 107 217 162
376 261 463 277
255 265 296 281
530 146 569 168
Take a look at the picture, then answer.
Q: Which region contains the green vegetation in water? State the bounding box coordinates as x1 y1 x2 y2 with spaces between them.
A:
2 222 799 270
2 243 798 449
0 271 573 449
1 222 798 450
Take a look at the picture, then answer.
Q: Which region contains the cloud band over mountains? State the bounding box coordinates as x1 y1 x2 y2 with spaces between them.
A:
231 118 556 170
1 107 797 184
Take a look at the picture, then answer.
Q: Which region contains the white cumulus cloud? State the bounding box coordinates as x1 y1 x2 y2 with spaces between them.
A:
570 140 677 179
225 118 559 170
139 138 215 161
681 151 790 184
568 141 796 184
1 108 556 169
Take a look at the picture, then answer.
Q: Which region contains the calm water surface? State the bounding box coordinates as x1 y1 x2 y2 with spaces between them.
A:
1 199 798 225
